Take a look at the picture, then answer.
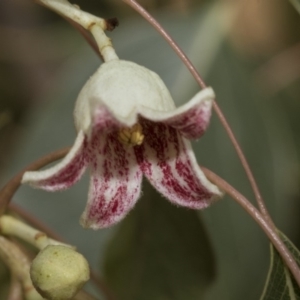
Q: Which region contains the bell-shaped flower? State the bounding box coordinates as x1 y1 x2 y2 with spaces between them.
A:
22 60 222 229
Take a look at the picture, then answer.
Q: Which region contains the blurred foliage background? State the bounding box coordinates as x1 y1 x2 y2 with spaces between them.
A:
1 0 300 299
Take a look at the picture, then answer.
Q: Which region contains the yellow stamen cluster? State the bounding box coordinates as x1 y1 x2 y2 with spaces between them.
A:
118 123 144 146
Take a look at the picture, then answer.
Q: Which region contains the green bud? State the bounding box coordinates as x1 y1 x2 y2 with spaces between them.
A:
30 245 89 300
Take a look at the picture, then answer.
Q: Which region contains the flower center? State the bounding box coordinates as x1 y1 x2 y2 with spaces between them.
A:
118 123 144 146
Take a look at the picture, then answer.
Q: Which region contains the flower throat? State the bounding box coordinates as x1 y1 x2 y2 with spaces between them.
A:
118 123 144 146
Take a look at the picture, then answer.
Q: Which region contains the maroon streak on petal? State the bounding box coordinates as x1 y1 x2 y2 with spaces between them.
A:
22 131 88 191
137 88 214 140
163 100 211 140
135 120 219 209
80 130 142 229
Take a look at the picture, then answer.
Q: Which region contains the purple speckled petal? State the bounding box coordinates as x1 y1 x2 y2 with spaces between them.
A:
162 93 212 140
138 87 214 139
135 121 222 209
80 129 142 229
22 131 88 191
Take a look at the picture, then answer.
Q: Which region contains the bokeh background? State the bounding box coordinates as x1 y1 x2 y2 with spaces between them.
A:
1 0 300 299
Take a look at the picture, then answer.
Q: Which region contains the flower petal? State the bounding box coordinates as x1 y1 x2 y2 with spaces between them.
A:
138 87 215 139
135 121 222 209
80 131 142 229
74 60 176 131
22 131 87 191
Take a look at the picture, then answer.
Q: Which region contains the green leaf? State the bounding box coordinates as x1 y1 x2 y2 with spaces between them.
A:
103 180 216 300
260 233 300 299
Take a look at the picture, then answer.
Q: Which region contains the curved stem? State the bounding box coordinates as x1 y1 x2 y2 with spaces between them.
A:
121 0 274 228
213 104 275 228
0 147 70 215
0 236 43 300
202 167 300 287
7 274 23 300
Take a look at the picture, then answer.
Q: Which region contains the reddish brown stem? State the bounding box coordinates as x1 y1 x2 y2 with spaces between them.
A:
121 0 274 228
202 167 300 287
7 274 23 300
0 147 70 215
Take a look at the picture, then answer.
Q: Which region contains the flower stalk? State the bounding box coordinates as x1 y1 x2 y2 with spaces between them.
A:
89 24 118 62
7 274 23 300
0 215 72 250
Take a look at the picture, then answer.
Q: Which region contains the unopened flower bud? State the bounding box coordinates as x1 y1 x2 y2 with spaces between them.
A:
30 245 89 300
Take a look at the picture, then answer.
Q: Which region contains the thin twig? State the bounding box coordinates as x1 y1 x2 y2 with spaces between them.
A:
7 274 23 300
0 236 43 300
120 0 274 229
202 167 300 287
0 147 70 215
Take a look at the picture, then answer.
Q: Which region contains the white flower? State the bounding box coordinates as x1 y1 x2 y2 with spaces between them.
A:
22 60 222 229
